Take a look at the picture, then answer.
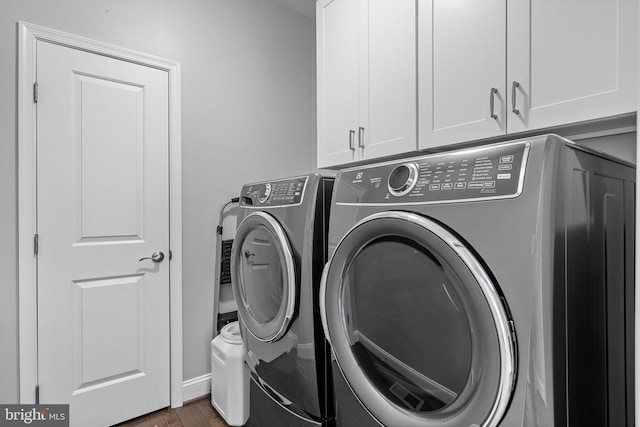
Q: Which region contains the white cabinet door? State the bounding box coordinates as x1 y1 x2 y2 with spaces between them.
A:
362 0 417 160
507 0 638 133
419 0 506 150
317 0 359 167
317 0 417 167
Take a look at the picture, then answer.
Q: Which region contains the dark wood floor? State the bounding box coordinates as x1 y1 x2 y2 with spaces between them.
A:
115 396 230 427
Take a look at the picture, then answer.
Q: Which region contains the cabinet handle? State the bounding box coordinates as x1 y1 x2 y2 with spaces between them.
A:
512 81 520 115
490 88 498 120
349 130 356 150
358 127 365 148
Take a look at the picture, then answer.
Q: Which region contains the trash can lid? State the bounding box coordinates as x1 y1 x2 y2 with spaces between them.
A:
220 321 242 345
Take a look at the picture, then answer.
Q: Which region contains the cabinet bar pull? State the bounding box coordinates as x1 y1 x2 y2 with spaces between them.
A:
512 81 520 115
349 130 356 150
358 127 365 148
490 88 498 119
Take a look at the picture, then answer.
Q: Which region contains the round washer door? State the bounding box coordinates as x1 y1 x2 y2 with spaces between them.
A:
320 211 516 427
231 211 297 342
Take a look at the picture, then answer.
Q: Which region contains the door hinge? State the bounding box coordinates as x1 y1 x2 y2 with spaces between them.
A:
169 250 173 260
34 234 39 256
33 82 38 103
35 385 40 404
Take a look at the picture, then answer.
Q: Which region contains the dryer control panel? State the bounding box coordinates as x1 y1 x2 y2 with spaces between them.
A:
240 176 308 207
336 141 530 205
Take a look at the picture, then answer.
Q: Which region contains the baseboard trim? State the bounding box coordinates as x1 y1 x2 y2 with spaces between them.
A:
183 373 211 402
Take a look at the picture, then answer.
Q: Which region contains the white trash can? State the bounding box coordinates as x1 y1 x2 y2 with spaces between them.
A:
211 321 249 426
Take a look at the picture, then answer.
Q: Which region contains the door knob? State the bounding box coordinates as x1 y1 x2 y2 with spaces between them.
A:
139 251 165 263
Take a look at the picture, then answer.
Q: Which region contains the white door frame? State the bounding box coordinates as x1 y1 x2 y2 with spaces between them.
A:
17 21 184 408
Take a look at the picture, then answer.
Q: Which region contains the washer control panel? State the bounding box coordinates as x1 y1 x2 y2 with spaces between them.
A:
335 141 529 204
241 176 308 207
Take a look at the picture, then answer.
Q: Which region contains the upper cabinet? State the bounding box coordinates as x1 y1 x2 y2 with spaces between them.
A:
507 0 637 134
317 0 417 168
419 0 507 147
419 0 638 150
318 0 637 165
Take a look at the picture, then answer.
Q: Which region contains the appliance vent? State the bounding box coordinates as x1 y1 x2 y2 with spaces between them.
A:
220 239 233 284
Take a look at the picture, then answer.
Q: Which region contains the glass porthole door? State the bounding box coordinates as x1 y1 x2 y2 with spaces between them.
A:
231 211 297 342
320 211 516 427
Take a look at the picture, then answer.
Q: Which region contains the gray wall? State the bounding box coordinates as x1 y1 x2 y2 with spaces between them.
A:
0 0 315 403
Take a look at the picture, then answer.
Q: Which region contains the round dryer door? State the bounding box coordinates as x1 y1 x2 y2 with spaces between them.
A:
231 211 297 342
320 211 516 427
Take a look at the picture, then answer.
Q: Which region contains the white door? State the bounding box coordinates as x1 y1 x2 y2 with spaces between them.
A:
317 0 359 167
362 0 416 160
36 40 170 427
317 0 417 167
418 0 506 149
507 0 638 133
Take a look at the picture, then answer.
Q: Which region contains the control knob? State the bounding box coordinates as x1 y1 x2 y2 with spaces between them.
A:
388 163 419 197
257 183 272 203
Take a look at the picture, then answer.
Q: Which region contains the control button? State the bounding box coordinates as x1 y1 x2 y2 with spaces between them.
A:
441 183 453 190
428 184 441 191
498 164 513 171
454 182 467 190
468 182 484 189
500 155 514 163
485 181 496 188
497 173 511 180
388 163 419 196
257 183 272 203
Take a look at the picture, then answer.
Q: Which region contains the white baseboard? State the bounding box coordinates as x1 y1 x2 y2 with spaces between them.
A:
182 373 211 402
